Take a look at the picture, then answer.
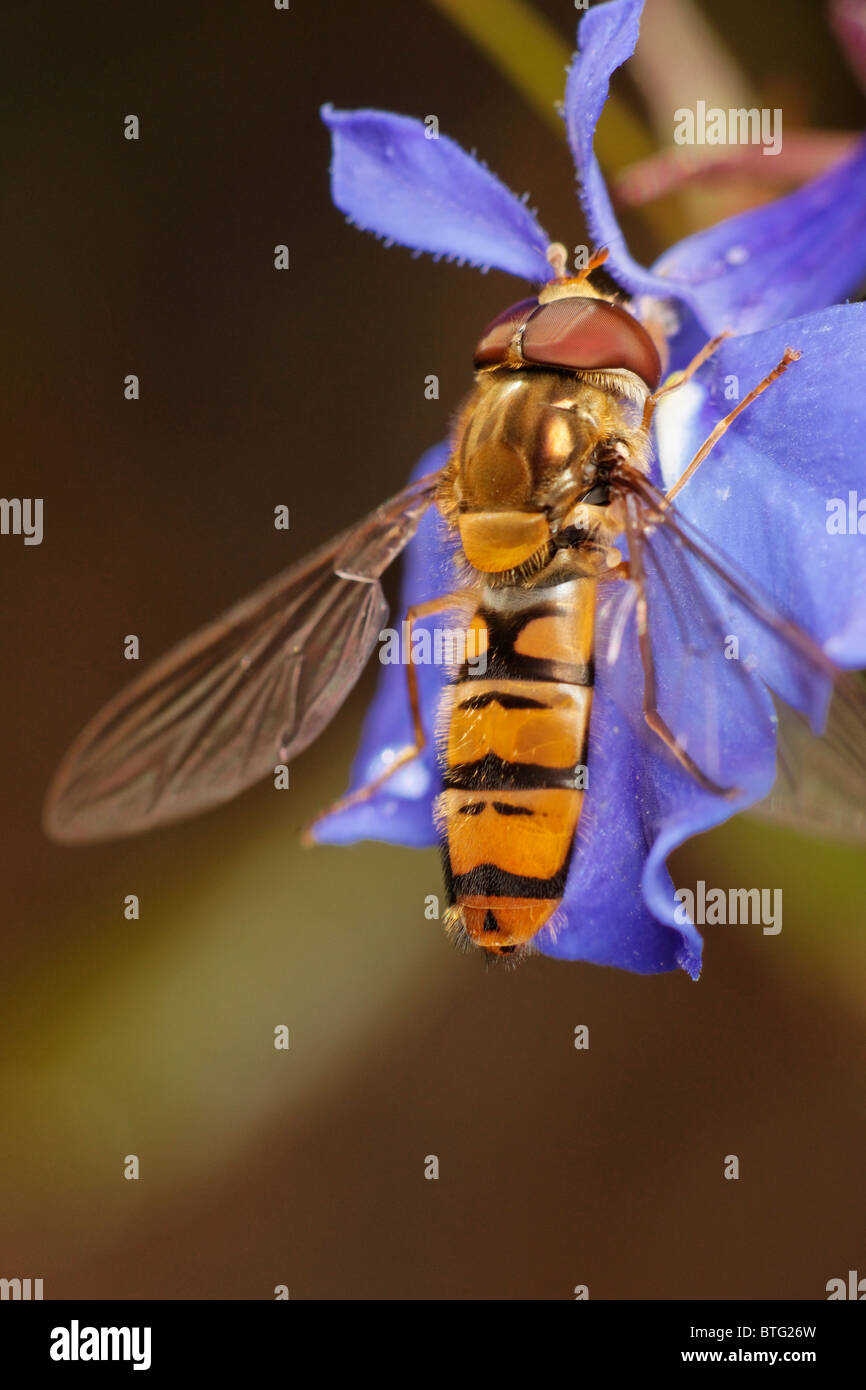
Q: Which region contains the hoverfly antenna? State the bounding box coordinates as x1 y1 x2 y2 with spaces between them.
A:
545 242 570 279
575 246 610 283
545 243 610 286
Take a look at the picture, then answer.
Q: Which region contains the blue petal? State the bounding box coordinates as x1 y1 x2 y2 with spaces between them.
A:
565 0 677 302
567 1 866 338
311 441 455 849
654 303 866 702
321 105 554 282
652 138 866 336
613 576 778 954
537 663 704 977
539 552 780 975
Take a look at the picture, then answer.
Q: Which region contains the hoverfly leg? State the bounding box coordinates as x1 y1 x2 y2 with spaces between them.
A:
643 708 740 798
598 559 630 583
303 591 472 843
664 346 801 505
639 629 741 798
640 330 732 434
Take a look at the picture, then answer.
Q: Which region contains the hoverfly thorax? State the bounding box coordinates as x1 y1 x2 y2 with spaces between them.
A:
438 277 662 580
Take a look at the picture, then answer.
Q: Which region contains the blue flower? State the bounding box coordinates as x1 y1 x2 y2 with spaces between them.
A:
313 0 866 976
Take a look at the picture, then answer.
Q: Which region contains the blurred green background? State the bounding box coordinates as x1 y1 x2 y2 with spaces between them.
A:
1 0 864 1299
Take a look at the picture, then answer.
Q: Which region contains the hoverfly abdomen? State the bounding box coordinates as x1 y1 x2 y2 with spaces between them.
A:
437 581 596 959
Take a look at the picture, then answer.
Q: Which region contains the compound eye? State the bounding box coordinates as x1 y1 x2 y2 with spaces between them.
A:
521 297 662 390
473 297 538 368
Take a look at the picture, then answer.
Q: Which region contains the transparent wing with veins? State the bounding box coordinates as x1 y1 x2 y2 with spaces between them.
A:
43 474 440 842
599 465 866 839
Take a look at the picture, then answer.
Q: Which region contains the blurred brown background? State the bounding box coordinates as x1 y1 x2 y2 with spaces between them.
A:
1 0 864 1299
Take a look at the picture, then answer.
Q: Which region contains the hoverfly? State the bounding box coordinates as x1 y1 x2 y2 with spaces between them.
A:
44 246 866 960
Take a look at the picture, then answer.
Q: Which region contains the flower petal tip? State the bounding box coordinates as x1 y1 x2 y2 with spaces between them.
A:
321 104 554 283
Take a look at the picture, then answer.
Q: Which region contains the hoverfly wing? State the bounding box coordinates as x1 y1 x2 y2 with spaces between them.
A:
602 466 866 836
751 683 866 844
43 473 440 842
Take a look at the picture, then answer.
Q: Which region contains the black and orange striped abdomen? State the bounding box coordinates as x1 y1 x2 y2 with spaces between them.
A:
436 579 595 957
